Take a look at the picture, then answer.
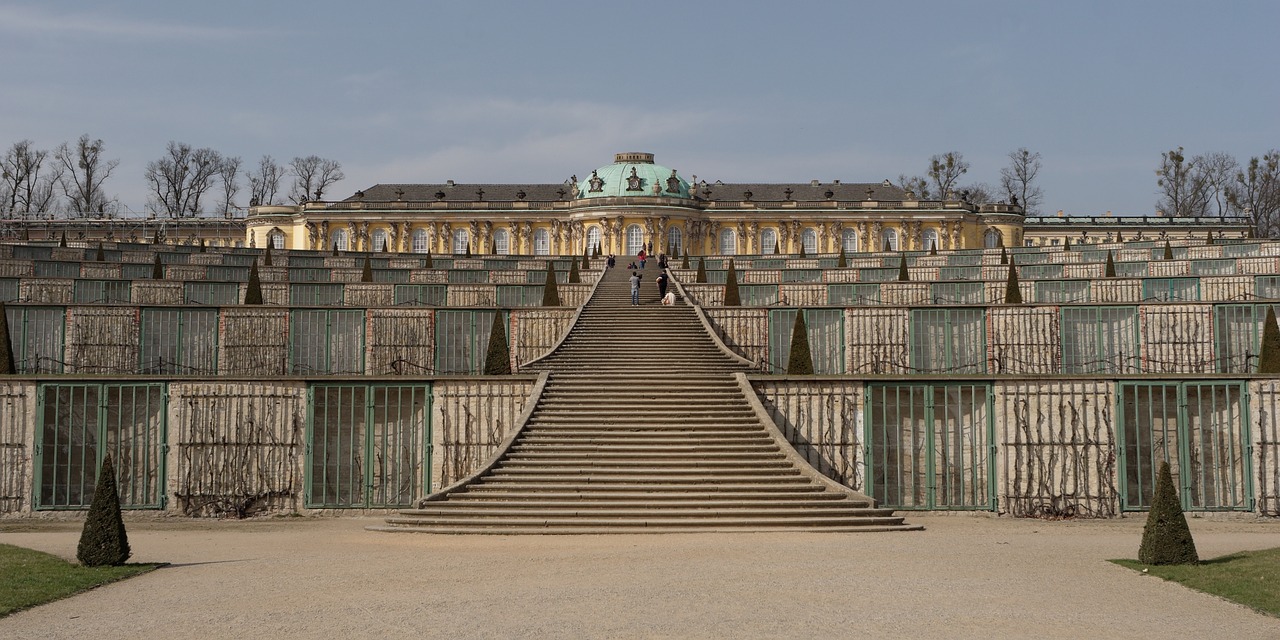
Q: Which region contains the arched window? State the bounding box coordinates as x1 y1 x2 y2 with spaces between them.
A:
270 232 285 250
922 229 939 253
331 229 348 252
533 228 550 255
625 224 645 255
412 228 429 253
371 229 388 252
801 228 818 254
452 229 469 254
984 228 1001 249
586 226 601 254
841 228 859 253
880 228 897 252
761 228 777 254
666 227 682 255
492 229 509 255
719 228 737 255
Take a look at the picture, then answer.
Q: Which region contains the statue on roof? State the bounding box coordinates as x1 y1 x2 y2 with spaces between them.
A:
626 167 643 191
588 171 604 193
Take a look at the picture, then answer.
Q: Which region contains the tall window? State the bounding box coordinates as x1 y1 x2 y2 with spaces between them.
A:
719 228 737 255
533 228 550 255
984 228 1001 248
762 228 778 254
667 227 682 255
586 226 601 254
801 228 818 254
412 228 429 253
270 232 285 250
880 228 897 252
625 224 644 255
452 229 469 254
493 229 510 255
922 229 939 253
371 229 388 252
841 228 858 253
331 229 349 252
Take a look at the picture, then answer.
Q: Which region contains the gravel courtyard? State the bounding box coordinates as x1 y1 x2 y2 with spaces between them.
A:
2 515 1278 639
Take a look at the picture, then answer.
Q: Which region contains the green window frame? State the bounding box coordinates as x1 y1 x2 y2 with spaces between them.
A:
1213 303 1278 373
1141 278 1200 302
945 254 983 267
434 310 506 374
781 270 823 283
289 309 366 375
449 270 490 284
290 283 345 306
4 305 65 373
738 285 779 306
139 308 220 374
1033 280 1090 303
930 282 985 304
939 266 981 281
858 268 898 283
1189 259 1236 276
306 383 431 508
827 283 880 305
865 383 994 510
122 263 155 280
0 278 17 303
909 308 987 374
496 285 544 307
1018 264 1064 280
1113 261 1148 278
288 267 331 282
767 308 845 374
1060 306 1139 374
34 261 81 278
184 281 241 306
1254 276 1280 299
1117 382 1251 511
73 279 131 304
394 284 447 306
35 383 167 510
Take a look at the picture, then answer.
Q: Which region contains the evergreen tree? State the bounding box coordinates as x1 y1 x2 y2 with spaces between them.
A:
199 239 206 253
798 244 806 258
883 238 891 252
1116 230 1124 242
897 254 909 281
1105 251 1117 277
541 262 560 306
723 259 741 306
152 230 161 245
786 311 815 375
1063 237 1071 252
1205 231 1214 246
424 250 433 269
581 246 590 271
836 245 847 268
59 231 67 248
1137 460 1199 565
568 256 581 283
696 257 707 283
929 240 938 256
332 242 339 256
0 301 15 375
773 240 779 255
1004 257 1023 304
681 252 690 270
483 312 512 375
466 243 472 257
1259 305 1280 374
385 237 391 253
76 454 131 567
1163 241 1174 260
151 254 164 280
361 256 374 282
244 261 264 304
95 243 105 262
263 244 273 267
1000 246 1008 265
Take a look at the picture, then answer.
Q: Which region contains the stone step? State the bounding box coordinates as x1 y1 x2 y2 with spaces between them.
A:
377 515 914 529
391 507 900 519
370 524 923 534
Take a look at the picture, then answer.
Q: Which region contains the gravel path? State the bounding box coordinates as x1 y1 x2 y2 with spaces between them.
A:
2 515 1278 639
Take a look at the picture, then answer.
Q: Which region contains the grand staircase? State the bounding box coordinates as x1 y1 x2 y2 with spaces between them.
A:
373 264 920 533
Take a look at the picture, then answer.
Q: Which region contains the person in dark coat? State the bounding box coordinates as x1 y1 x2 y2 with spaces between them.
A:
655 272 669 299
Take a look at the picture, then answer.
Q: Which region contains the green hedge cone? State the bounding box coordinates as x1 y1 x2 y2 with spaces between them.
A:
77 454 131 567
1137 460 1199 566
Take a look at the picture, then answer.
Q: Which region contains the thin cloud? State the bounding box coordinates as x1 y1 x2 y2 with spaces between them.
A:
0 5 269 40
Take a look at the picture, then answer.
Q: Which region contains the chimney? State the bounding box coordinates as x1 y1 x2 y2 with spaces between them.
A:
1057 210 1064 217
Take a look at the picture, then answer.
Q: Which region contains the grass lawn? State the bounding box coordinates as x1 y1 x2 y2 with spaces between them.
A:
0 544 160 617
1113 547 1280 618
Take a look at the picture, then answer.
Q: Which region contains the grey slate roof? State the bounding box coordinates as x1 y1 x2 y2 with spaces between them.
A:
338 181 908 204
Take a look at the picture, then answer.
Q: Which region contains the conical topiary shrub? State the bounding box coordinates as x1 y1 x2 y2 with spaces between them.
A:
681 252 689 269
1115 230 1124 242
1105 250 1117 277
1206 231 1214 246
244 261 264 305
483 313 511 375
696 257 707 283
76 454 131 567
263 244 273 267
883 238 891 252
152 230 161 245
0 301 15 374
151 254 163 280
199 239 206 253
1137 460 1199 565
786 311 814 375
568 256 581 283
897 254 909 281
1163 241 1174 260
1000 246 1008 265
929 240 938 256
541 262 560 306
466 243 472 257
1004 257 1023 304
773 240 780 255
1063 237 1071 252
95 242 105 262
581 247 590 271
59 231 67 248
361 256 374 282
1259 305 1280 374
424 250 433 269
798 244 806 258
332 242 339 256
837 246 847 268
723 259 741 306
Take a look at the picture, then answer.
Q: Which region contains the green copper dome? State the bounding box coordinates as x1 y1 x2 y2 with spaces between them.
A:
576 152 691 199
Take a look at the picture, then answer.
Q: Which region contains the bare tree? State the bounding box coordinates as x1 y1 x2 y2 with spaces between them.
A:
959 182 997 206
55 134 118 215
1 140 62 217
1227 150 1280 236
928 152 969 200
288 155 345 203
1155 146 1211 217
143 141 226 217
1194 151 1238 217
895 174 930 200
245 155 285 206
999 147 1044 214
216 155 242 215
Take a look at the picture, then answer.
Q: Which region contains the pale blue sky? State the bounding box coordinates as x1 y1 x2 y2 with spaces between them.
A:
2 0 1276 216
